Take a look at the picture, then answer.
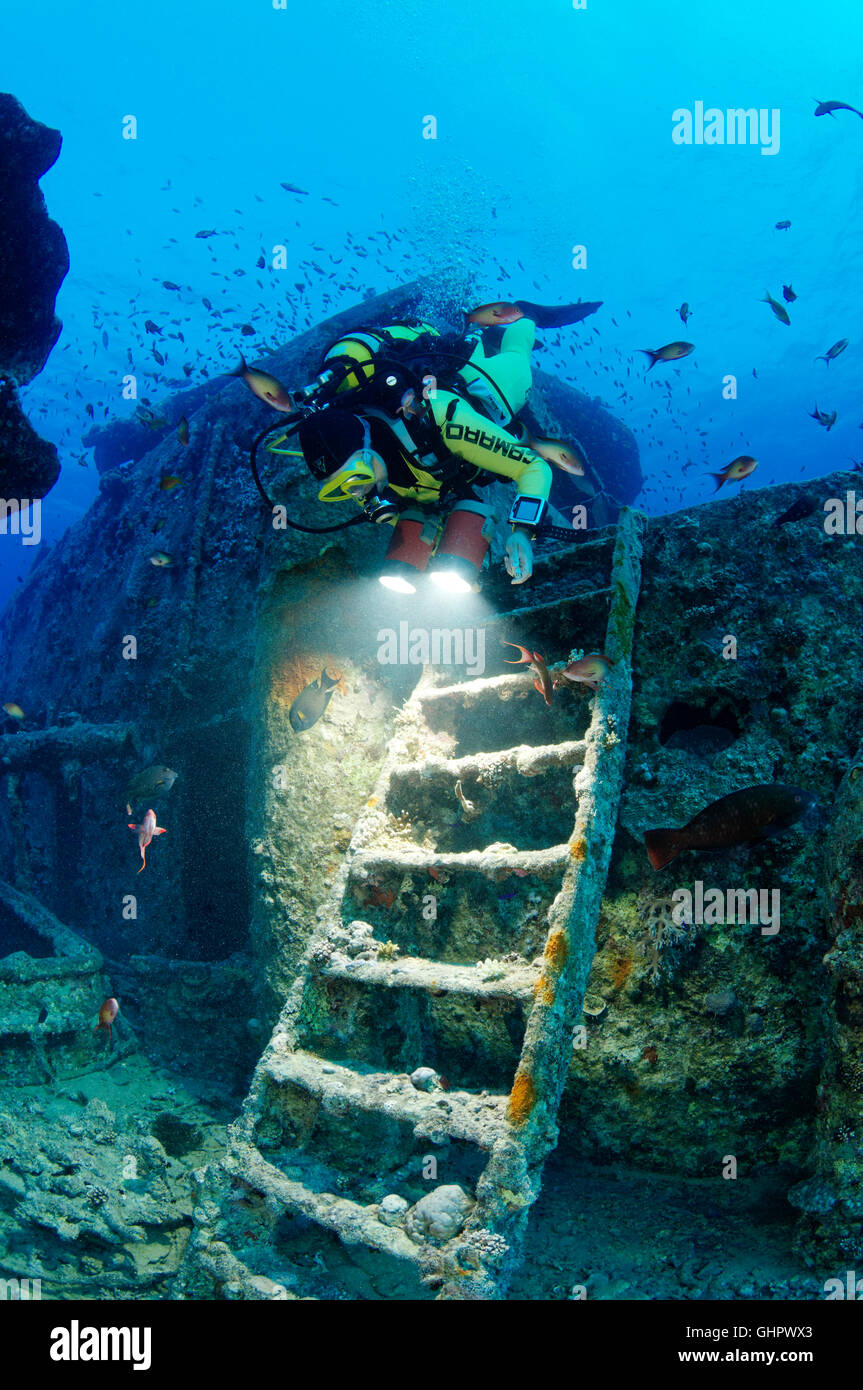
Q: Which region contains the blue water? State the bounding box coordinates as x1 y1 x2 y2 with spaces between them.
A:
2 0 862 611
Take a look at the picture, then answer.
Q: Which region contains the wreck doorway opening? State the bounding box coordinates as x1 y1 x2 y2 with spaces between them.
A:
180 714 252 961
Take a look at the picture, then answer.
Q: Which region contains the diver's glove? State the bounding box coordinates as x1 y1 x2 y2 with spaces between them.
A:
505 530 534 585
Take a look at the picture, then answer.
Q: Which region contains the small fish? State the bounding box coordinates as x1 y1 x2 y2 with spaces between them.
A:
101 330 109 349
644 784 816 871
177 416 190 446
240 324 255 336
502 640 553 706
398 389 424 419
639 341 695 370
467 301 526 327
815 338 849 366
149 550 173 567
162 280 181 291
678 302 691 324
95 997 119 1042
128 808 166 874
762 291 790 325
710 454 758 491
231 353 294 411
554 653 613 693
774 219 791 230
195 229 218 238
814 99 863 120
681 458 698 474
126 765 178 806
810 403 838 430
289 669 340 732
782 284 797 303
528 435 587 476
2 702 25 720
454 780 477 815
775 495 817 526
280 182 309 195
159 474 182 491
144 320 162 335
153 347 165 365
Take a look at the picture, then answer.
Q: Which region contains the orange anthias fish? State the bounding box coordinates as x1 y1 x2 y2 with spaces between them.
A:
554 653 614 693
127 808 166 873
467 301 526 326
527 435 587 476
95 997 119 1042
231 354 294 411
710 454 758 491
502 640 553 706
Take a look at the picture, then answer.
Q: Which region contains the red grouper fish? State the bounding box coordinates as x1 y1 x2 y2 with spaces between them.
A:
502 640 553 706
644 784 816 870
95 997 119 1042
128 808 166 873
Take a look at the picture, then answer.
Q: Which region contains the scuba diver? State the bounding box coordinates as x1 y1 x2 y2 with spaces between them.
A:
247 296 603 594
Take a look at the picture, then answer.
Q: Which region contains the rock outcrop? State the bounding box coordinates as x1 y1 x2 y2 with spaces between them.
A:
0 94 69 504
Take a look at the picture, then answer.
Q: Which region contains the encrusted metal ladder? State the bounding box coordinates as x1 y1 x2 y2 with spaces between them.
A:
208 508 645 1300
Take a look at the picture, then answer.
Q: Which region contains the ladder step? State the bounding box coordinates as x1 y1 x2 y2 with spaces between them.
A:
417 672 548 705
351 843 571 879
390 739 587 786
483 587 613 625
321 951 540 1001
262 1048 509 1149
223 1146 426 1266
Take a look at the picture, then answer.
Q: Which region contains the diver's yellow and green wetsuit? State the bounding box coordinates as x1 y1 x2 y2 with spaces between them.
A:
322 319 551 506
295 302 598 584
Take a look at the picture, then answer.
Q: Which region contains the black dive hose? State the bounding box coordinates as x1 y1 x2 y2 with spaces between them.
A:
248 417 371 532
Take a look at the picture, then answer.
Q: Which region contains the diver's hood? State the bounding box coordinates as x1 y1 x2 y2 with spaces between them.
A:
298 408 367 480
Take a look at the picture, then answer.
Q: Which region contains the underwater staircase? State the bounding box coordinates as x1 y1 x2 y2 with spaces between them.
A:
210 508 645 1300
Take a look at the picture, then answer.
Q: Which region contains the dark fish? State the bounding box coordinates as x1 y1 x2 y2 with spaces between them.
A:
774 219 791 230
256 256 266 269
177 417 189 446
639 341 695 370
240 323 255 336
815 338 849 366
280 182 309 195
163 280 181 291
195 229 218 238
775 495 817 526
782 284 797 302
762 290 790 324
678 302 691 324
126 765 178 806
101 330 109 349
810 403 837 430
153 347 165 365
814 99 863 120
289 670 340 732
644 784 816 870
144 320 162 334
